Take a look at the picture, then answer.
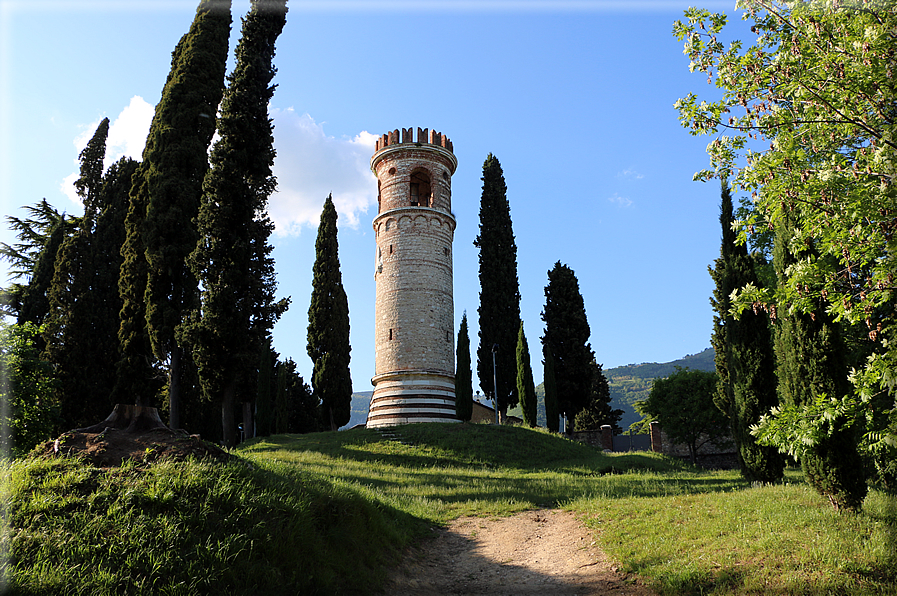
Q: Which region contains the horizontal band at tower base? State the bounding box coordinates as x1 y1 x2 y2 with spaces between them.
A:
366 370 458 428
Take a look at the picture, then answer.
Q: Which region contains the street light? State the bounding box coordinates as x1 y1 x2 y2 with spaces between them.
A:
492 343 499 425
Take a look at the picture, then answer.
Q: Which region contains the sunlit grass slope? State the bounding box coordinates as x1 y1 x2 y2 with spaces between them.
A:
3 423 895 595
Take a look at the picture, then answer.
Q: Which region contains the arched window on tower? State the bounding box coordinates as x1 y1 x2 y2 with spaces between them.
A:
410 169 431 207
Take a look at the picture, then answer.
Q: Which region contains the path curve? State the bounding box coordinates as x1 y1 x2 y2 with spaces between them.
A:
385 509 656 595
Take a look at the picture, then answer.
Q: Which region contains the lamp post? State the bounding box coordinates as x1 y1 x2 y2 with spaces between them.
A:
492 343 499 425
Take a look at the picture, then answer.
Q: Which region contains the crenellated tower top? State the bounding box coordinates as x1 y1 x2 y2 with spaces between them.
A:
374 127 453 154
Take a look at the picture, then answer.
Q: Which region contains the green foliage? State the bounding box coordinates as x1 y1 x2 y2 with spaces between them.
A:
711 181 783 483
0 322 60 456
515 322 537 427
455 312 473 422
136 0 232 428
541 261 595 424
573 362 622 432
675 1 897 481
186 0 287 446
43 119 113 428
542 344 559 432
637 367 729 464
307 195 352 431
275 357 319 434
474 153 521 417
765 211 867 510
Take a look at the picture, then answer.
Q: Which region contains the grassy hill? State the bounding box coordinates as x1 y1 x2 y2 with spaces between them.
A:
4 423 895 595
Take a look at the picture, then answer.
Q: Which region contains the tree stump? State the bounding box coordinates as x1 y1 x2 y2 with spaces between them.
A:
73 404 170 434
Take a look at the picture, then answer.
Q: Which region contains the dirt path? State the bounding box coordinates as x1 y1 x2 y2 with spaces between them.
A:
385 509 656 595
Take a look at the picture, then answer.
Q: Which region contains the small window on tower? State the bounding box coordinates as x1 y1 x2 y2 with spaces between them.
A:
389 329 393 340
444 247 449 257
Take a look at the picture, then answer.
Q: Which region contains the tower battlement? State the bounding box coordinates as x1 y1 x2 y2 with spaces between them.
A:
374 127 453 154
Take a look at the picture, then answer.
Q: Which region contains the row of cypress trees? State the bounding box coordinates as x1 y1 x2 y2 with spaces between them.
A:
1 0 342 447
710 180 867 510
456 154 620 432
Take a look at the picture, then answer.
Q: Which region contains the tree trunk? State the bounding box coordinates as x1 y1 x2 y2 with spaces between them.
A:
222 380 236 447
169 344 182 430
73 404 168 434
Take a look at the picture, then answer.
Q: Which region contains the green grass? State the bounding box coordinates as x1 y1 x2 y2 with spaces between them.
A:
2 423 895 594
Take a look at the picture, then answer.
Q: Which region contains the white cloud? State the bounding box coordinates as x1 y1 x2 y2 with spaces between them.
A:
269 108 377 235
106 95 153 166
616 167 644 180
608 193 633 208
60 95 153 206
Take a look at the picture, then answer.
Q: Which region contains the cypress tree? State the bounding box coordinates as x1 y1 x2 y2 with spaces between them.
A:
541 261 595 426
715 181 783 483
516 321 537 427
135 0 232 430
186 0 287 446
455 312 473 422
255 340 276 437
93 158 140 404
543 344 559 432
307 195 352 431
773 213 866 510
474 154 521 422
44 119 110 427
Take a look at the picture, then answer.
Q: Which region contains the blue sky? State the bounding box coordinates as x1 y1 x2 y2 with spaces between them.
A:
0 0 746 394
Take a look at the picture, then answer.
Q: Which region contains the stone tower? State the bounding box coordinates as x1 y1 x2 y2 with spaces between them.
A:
366 127 459 428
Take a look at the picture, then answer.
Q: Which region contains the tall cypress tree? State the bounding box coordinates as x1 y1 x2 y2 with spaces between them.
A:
543 344 559 432
187 0 287 446
307 195 352 431
516 321 537 427
774 212 866 509
44 119 110 427
714 180 783 483
474 154 521 422
132 0 231 430
541 261 595 427
455 312 473 422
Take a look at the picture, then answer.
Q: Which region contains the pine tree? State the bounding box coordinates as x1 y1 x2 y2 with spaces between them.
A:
455 312 473 422
773 213 866 510
541 261 595 426
715 181 783 483
516 321 537 427
307 195 352 431
17 214 75 329
187 0 287 446
474 154 521 422
134 0 232 430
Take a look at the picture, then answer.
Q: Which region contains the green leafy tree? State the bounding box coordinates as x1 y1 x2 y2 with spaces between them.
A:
474 154 521 422
17 214 76 329
275 357 319 433
541 262 595 427
255 340 276 437
0 322 60 456
455 312 473 422
307 195 352 431
675 1 895 485
573 361 623 432
132 0 231 430
542 344 559 432
768 213 867 510
186 0 287 446
515 322 537 427
637 367 729 465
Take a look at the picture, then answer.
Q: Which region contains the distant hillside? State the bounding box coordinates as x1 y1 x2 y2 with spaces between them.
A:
346 348 714 431
606 348 715 430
